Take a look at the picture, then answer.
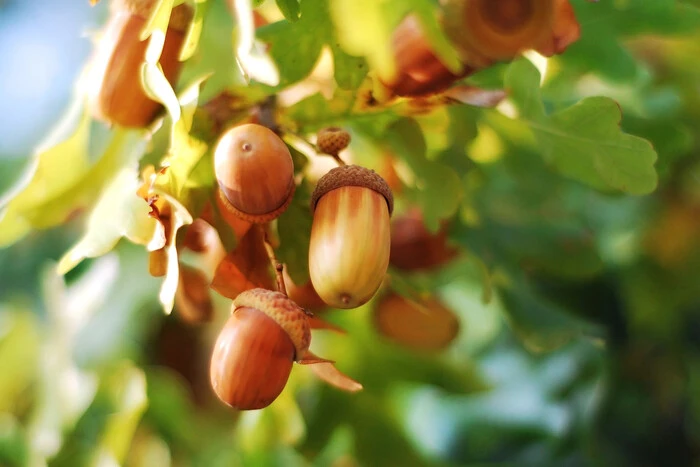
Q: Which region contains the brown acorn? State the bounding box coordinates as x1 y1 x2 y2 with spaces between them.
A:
213 123 296 224
210 288 310 410
441 0 555 67
385 14 472 97
309 165 393 309
374 293 460 351
87 0 193 127
390 208 458 271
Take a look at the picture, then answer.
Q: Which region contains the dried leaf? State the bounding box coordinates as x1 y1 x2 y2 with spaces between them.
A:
307 316 346 334
304 358 363 393
442 86 507 108
211 226 275 299
298 350 334 365
175 264 213 323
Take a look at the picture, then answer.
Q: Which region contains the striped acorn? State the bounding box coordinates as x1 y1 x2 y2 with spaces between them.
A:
210 288 310 410
214 123 296 223
309 165 393 309
440 0 555 67
87 0 193 127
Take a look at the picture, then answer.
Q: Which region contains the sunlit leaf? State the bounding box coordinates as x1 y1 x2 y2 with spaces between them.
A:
28 257 119 461
329 0 394 81
231 0 280 86
179 0 209 61
276 180 313 284
58 165 158 275
505 59 658 194
157 194 193 313
258 0 367 89
0 117 147 248
0 109 91 247
276 0 300 22
92 364 148 465
384 118 462 231
140 0 175 42
0 309 40 413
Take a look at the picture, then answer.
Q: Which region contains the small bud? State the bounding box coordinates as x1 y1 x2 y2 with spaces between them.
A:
317 127 351 155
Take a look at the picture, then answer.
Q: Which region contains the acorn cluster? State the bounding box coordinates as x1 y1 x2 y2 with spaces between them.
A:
86 0 581 411
383 0 581 97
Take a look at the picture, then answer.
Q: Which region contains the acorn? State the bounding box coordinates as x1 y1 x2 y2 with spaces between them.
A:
87 0 193 127
385 14 472 97
374 293 460 351
440 0 555 67
213 124 296 224
309 165 393 309
390 208 458 271
210 288 310 410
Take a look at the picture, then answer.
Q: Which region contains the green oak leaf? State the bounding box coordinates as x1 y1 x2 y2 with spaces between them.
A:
92 363 148 465
497 269 595 353
257 0 367 89
384 118 462 232
150 78 212 313
276 180 314 285
154 76 215 215
505 59 658 195
276 0 300 22
179 0 209 61
559 0 700 82
0 111 148 248
329 0 462 83
57 165 158 275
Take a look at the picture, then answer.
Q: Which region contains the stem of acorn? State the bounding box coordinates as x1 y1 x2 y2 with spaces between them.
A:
330 153 347 166
260 224 287 296
280 130 347 166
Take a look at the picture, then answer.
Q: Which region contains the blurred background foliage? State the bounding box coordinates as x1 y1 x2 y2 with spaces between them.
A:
1 0 700 466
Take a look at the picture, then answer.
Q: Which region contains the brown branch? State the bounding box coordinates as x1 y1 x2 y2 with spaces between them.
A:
259 224 287 296
330 153 347 166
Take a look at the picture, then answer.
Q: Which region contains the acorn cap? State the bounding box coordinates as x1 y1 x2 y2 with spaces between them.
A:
233 288 310 360
217 184 296 224
112 0 194 32
317 127 351 155
310 165 394 214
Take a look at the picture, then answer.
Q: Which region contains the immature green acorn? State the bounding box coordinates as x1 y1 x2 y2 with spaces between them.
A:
309 165 393 309
87 0 193 127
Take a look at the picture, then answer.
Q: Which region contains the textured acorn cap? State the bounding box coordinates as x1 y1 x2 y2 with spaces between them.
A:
112 0 194 32
233 288 310 360
217 184 296 224
310 165 394 214
317 127 351 155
